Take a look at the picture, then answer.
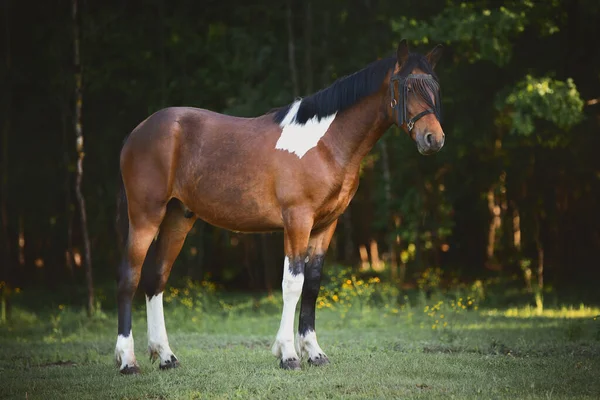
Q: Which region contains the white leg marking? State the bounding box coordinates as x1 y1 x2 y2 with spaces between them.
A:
114 330 137 370
146 292 176 366
272 257 304 361
296 330 327 361
275 100 337 158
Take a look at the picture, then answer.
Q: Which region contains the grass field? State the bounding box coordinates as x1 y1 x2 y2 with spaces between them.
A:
1 284 599 399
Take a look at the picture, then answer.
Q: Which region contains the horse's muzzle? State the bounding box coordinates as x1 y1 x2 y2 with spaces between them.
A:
417 131 445 155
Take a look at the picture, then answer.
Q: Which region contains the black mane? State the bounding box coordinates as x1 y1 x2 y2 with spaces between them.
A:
272 52 438 125
272 56 396 124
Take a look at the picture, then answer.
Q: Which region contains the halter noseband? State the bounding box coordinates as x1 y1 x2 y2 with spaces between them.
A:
389 73 439 131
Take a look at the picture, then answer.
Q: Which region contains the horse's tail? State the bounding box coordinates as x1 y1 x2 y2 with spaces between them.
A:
116 167 129 254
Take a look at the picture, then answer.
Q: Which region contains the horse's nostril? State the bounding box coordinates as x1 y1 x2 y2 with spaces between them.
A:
425 133 433 147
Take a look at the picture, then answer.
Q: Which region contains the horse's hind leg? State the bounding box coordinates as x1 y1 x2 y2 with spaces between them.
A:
115 202 166 374
141 199 196 370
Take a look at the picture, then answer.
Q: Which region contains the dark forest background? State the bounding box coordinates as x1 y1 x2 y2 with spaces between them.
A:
1 0 599 314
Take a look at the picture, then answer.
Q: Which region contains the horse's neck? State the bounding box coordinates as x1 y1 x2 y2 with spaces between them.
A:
322 86 393 169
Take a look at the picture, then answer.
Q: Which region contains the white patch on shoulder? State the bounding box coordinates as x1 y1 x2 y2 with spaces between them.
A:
275 100 337 159
114 330 136 370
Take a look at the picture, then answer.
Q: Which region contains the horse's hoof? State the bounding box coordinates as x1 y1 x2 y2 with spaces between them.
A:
280 358 301 370
120 364 141 375
159 355 180 370
308 354 330 366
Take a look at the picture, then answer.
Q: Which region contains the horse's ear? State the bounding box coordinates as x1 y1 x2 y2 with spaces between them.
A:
426 44 443 69
396 39 409 66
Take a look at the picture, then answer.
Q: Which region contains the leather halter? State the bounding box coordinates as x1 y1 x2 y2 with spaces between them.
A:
389 73 438 131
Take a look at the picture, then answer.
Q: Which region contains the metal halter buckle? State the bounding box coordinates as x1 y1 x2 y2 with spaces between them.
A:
407 120 415 131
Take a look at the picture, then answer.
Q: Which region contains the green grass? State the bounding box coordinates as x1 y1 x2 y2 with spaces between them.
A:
1 293 599 399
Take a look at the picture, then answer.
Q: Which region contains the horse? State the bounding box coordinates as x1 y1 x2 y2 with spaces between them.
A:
114 39 445 374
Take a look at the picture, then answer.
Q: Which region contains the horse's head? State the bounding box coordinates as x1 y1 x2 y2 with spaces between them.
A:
390 39 445 155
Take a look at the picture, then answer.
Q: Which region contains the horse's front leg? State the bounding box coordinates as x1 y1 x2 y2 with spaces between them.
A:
297 220 337 365
271 207 313 370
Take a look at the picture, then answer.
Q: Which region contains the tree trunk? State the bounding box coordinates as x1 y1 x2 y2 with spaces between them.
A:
359 244 370 271
17 215 24 266
286 0 299 97
1 0 11 324
534 213 544 311
512 205 521 251
159 0 166 108
342 210 355 265
61 107 74 279
260 235 274 296
486 188 496 259
303 1 313 94
186 223 205 281
241 236 256 291
485 186 502 270
72 0 94 317
319 10 330 88
378 139 398 280
369 240 383 272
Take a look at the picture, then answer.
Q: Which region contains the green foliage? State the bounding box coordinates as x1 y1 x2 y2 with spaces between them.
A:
163 278 219 314
3 0 600 301
421 295 478 343
498 75 585 137
416 267 444 292
391 2 531 65
316 265 400 318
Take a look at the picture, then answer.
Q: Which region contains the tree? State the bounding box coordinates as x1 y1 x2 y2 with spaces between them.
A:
72 0 94 316
1 0 12 324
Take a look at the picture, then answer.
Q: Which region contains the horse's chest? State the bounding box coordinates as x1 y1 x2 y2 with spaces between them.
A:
314 172 359 227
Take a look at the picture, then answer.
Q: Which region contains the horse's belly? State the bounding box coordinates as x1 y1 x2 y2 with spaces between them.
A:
202 208 283 233
183 190 283 233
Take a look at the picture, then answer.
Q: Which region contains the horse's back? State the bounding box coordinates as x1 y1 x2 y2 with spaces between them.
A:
120 106 285 232
122 106 259 167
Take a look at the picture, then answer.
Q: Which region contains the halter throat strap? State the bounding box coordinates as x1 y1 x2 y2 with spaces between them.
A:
406 108 434 131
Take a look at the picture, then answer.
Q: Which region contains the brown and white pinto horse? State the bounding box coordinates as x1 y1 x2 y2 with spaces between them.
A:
114 40 445 374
